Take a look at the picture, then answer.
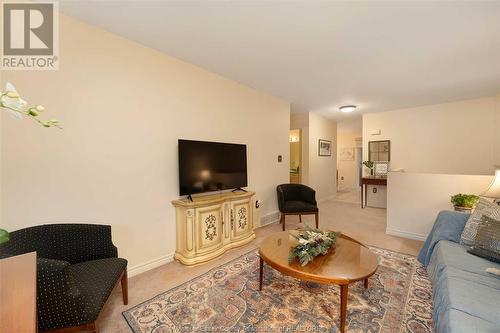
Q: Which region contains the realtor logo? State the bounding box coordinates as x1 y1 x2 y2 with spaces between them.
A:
1 1 59 70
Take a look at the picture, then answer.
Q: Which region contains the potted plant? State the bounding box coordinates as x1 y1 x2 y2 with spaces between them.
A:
451 193 480 212
363 160 374 175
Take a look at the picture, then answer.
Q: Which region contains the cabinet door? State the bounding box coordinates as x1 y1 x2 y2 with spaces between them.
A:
230 198 253 241
195 203 224 254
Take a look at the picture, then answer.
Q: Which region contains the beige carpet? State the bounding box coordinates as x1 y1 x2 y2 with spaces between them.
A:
97 199 423 332
123 248 433 333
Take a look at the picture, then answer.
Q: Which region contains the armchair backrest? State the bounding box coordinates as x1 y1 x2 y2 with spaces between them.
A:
0 223 117 264
276 184 317 211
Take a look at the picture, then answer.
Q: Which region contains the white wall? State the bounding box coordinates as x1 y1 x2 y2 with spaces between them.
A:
290 112 337 201
308 113 337 201
337 132 362 190
363 96 500 175
496 94 500 164
0 15 290 275
364 96 500 239
387 172 493 240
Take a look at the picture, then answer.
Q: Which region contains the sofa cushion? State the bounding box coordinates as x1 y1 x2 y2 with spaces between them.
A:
446 309 500 333
460 198 500 246
468 215 500 263
427 241 500 332
283 200 318 213
69 258 127 322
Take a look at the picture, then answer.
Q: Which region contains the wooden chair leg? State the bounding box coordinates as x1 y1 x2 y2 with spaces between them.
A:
281 214 285 231
85 322 97 333
121 270 128 305
315 212 319 229
299 215 302 223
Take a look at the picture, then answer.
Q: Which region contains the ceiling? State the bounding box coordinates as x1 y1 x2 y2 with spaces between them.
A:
59 1 500 121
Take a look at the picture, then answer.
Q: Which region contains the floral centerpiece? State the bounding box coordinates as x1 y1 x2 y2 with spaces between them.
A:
0 82 61 244
289 228 340 266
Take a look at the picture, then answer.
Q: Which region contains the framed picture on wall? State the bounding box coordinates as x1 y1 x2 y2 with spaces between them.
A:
340 147 354 161
318 139 332 156
374 162 389 176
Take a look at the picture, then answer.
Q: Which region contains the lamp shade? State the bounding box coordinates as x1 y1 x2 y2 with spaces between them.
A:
483 167 500 199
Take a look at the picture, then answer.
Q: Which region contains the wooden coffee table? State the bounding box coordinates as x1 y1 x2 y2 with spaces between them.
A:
258 231 379 333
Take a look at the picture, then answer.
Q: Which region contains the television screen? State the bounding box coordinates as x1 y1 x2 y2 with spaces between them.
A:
178 139 248 195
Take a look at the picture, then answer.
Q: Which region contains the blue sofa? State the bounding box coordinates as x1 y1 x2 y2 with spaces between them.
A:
418 211 500 333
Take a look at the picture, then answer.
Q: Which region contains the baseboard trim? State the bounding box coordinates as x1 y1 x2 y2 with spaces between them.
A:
257 210 280 228
385 228 427 241
127 253 175 278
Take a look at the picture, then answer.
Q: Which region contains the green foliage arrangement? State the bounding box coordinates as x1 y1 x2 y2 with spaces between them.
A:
0 229 9 245
363 161 374 169
288 228 340 266
451 193 480 208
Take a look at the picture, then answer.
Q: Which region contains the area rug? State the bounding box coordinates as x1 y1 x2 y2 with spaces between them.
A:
123 247 433 333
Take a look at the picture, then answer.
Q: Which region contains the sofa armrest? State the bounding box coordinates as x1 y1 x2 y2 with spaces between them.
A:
417 210 470 266
37 258 86 331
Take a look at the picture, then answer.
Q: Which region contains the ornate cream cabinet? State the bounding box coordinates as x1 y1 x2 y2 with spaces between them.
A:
172 191 256 265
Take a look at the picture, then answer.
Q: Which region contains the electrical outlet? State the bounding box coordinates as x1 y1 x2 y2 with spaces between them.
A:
255 200 261 209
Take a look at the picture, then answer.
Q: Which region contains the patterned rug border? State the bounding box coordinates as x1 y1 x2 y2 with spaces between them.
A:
122 244 420 332
121 247 260 330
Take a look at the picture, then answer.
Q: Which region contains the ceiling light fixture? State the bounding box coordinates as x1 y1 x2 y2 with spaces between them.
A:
339 105 357 113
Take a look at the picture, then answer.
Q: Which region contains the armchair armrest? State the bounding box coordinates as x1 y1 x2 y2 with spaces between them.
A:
299 186 317 206
37 258 86 331
277 186 286 212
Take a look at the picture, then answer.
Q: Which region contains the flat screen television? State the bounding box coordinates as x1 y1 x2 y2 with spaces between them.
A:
178 139 248 196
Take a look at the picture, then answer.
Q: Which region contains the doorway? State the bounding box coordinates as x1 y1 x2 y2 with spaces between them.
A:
290 129 301 183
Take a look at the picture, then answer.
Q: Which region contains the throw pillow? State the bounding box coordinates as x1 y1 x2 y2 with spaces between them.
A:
467 215 500 263
460 197 500 246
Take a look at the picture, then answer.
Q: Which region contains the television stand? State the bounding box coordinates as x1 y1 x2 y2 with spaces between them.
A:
172 190 256 265
232 187 248 193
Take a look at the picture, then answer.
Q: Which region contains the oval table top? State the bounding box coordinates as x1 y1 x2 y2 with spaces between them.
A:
258 231 379 285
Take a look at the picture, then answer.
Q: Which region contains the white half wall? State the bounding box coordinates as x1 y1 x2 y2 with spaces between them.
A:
363 96 500 175
387 172 493 241
0 15 290 275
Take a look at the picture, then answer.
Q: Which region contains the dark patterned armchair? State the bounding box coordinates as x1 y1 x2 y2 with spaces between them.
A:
277 184 319 231
0 224 127 333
